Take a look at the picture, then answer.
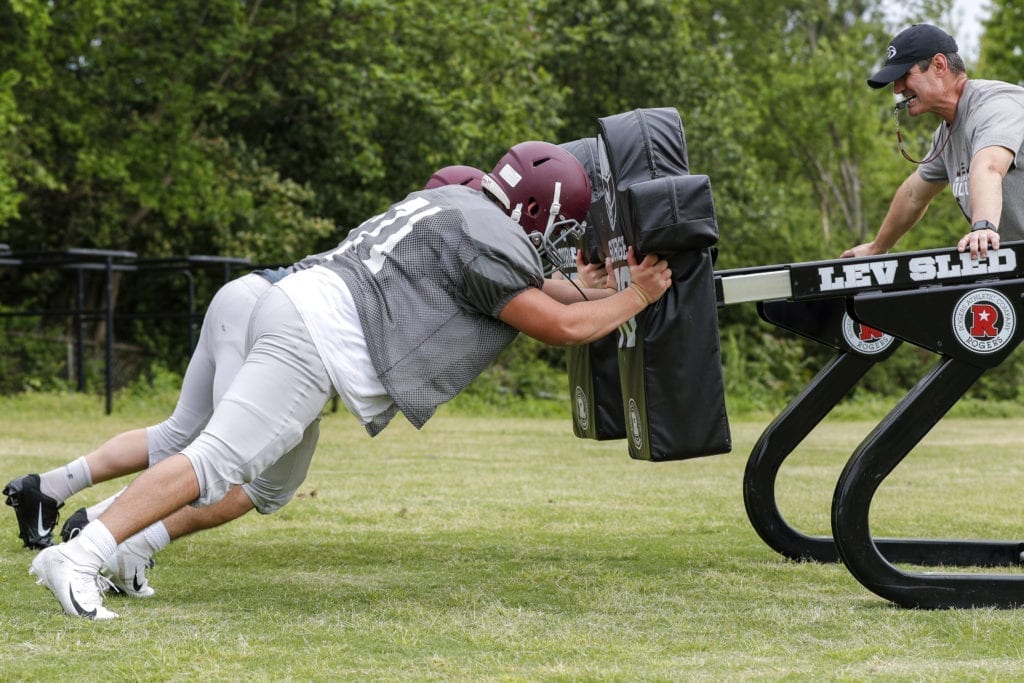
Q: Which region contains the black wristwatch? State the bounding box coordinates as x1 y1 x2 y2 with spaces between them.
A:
971 220 998 232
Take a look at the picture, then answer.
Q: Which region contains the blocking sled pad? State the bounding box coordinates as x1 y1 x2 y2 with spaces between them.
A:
560 137 626 440
591 107 731 461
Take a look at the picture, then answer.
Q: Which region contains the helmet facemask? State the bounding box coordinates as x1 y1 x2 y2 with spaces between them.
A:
526 182 586 276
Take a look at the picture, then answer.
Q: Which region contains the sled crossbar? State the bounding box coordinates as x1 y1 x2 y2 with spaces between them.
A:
715 241 1023 306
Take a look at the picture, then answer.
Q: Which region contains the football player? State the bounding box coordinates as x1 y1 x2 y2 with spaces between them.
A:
27 141 671 619
4 166 488 595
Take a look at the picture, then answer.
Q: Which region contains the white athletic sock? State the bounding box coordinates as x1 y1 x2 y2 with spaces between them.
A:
38 456 93 502
85 488 126 521
142 521 171 552
62 520 117 572
122 521 170 559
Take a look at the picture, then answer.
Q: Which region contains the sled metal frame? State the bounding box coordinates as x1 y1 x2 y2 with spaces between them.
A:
715 241 1024 608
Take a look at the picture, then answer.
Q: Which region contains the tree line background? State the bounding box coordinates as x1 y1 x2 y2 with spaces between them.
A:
1 0 1022 409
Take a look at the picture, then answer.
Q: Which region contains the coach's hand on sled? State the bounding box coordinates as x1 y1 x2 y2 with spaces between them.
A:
841 241 888 259
957 224 1000 261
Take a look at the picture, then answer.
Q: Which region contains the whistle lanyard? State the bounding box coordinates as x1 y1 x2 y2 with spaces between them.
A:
893 106 954 165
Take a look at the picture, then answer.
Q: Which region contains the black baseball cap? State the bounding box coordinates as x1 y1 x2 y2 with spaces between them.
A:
867 24 959 89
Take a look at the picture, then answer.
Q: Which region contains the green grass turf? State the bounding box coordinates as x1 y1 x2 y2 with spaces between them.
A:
2 393 1023 680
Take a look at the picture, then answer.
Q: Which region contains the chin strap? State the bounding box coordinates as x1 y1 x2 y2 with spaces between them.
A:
544 182 562 240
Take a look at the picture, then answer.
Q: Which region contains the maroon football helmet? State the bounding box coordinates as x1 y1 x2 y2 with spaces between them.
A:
424 165 484 191
481 141 592 271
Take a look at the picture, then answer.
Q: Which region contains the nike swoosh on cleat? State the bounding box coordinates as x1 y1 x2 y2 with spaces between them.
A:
68 585 97 619
37 504 52 538
132 569 144 593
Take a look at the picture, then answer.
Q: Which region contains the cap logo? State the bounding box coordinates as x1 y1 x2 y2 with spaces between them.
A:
887 45 897 60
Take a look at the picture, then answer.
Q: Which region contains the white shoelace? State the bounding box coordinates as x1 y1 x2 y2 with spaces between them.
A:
93 572 118 595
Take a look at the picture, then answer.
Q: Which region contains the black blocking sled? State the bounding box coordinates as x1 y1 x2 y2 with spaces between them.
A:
718 245 1024 609
570 107 1024 609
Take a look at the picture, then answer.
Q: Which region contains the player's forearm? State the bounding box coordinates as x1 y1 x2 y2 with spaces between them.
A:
502 284 650 346
558 286 650 345
542 278 615 303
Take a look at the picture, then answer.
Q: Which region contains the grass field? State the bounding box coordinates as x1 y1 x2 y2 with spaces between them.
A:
2 392 1024 681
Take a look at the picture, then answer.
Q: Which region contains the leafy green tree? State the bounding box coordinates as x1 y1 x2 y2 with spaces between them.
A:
690 0 899 263
0 0 1009 403
1 1 330 262
538 0 912 268
0 1 55 229
0 1 565 263
0 69 24 226
977 0 1024 84
0 0 570 382
536 0 770 271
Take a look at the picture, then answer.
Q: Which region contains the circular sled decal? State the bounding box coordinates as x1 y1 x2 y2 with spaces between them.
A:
842 313 896 355
951 288 1016 355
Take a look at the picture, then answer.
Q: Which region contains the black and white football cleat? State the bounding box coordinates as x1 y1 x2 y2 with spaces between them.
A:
3 474 63 550
60 507 90 543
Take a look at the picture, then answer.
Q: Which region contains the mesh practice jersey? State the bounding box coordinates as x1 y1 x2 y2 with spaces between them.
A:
307 185 544 434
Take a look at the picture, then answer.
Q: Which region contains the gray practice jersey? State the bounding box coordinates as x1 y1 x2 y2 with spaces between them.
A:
314 185 544 433
919 79 1024 240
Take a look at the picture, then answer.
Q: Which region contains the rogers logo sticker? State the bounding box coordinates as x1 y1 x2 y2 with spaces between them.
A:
842 313 895 355
952 288 1016 354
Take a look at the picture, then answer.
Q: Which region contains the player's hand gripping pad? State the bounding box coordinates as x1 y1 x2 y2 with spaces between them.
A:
560 137 625 440
597 108 731 461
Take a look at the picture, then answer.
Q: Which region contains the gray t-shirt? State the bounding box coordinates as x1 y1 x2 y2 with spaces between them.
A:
919 79 1024 240
314 185 544 433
